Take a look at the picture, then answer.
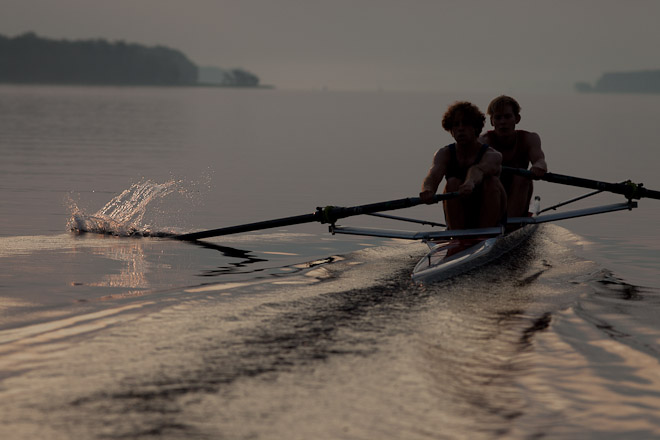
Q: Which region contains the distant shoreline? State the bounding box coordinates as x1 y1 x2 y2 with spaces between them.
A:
576 69 660 94
195 83 275 89
0 81 275 89
0 33 266 88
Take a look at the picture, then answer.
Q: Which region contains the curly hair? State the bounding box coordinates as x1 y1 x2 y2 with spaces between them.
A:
441 101 485 136
486 95 521 116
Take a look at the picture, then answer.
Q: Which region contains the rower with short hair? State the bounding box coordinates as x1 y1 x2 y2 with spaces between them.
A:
420 101 507 230
480 95 548 217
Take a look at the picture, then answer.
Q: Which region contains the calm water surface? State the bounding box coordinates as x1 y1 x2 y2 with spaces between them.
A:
1 85 660 439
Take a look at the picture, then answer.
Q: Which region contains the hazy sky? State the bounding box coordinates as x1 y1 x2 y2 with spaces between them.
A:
2 0 659 92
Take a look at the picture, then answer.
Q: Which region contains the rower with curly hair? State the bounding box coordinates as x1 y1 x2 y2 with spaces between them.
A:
420 101 507 229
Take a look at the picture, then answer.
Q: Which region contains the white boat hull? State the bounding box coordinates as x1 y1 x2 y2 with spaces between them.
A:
411 225 537 284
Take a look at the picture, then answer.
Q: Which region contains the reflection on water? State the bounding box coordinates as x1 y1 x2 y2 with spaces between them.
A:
0 229 367 318
0 232 269 316
87 243 150 290
191 240 268 276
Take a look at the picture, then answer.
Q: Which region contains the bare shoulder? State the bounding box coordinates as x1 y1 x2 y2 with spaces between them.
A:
518 130 541 147
432 145 452 163
478 132 491 144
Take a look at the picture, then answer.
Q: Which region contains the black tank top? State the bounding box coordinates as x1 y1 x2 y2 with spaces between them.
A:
445 143 489 180
486 131 529 168
486 131 528 191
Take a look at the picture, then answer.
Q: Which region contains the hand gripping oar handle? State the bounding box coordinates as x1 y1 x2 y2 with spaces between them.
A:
174 192 458 241
502 167 660 201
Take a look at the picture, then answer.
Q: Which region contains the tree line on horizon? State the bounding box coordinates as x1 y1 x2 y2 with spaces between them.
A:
0 33 260 87
576 69 660 94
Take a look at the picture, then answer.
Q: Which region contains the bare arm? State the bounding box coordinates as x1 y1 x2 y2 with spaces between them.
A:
460 148 502 195
420 147 450 203
526 132 547 177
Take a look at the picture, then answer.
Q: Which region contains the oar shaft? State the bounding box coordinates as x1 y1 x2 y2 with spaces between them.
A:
174 213 319 241
174 192 458 241
503 167 660 200
324 192 457 221
640 187 660 200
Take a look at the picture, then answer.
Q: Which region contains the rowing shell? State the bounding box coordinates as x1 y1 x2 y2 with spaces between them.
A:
411 224 537 284
329 221 538 284
330 196 638 283
410 195 639 283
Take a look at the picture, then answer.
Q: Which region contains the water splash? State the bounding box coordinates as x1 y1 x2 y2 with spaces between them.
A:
67 179 185 237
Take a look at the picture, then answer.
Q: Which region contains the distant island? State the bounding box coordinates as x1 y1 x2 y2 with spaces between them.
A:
197 66 262 87
0 32 264 87
576 70 660 94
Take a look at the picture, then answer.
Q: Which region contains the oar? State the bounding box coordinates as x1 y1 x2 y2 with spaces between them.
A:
503 167 660 201
174 192 459 241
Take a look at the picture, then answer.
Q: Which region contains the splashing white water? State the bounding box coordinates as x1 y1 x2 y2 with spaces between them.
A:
67 179 185 237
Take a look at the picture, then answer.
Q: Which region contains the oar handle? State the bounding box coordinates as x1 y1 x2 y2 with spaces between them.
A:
502 166 660 201
318 192 459 223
